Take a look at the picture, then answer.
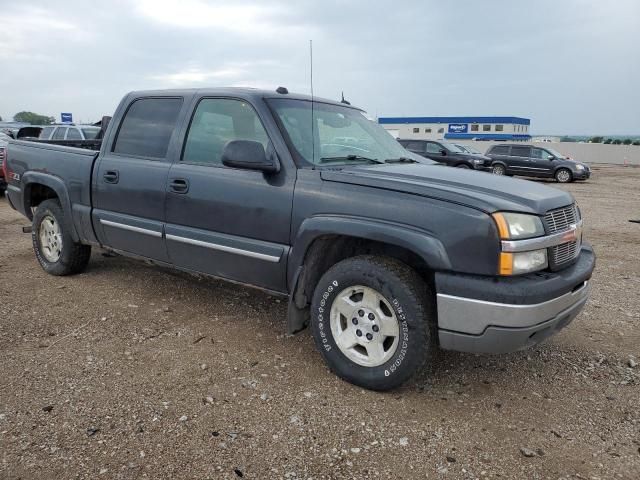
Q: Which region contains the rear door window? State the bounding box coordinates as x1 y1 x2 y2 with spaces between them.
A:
511 146 531 157
113 97 183 159
405 141 425 152
52 127 67 140
66 128 82 140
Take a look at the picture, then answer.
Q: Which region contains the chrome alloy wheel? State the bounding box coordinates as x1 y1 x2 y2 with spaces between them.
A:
556 169 571 182
492 164 505 175
39 214 63 262
329 285 400 367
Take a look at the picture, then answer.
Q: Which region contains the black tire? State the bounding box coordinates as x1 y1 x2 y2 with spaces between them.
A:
0 187 6 197
456 163 471 169
555 168 572 183
492 164 506 176
310 255 434 391
32 199 91 276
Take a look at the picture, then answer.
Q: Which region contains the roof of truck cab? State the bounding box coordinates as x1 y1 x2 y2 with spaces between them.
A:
125 87 363 110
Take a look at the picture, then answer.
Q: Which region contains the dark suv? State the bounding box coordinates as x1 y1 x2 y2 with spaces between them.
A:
398 139 492 171
486 144 590 183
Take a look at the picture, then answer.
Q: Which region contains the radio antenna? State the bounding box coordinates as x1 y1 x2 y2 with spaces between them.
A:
310 39 315 164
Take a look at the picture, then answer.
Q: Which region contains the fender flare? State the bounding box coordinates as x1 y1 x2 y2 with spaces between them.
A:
287 215 451 290
22 172 80 242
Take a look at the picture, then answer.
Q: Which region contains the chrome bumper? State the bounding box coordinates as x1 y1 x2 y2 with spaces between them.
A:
437 280 590 354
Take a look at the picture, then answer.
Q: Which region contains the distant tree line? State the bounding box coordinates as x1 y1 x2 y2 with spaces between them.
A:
588 136 640 145
13 111 56 125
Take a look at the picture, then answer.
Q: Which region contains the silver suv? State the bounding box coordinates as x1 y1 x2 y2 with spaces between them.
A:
39 125 100 141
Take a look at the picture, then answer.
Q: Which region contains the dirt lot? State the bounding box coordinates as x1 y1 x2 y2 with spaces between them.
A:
1 166 638 480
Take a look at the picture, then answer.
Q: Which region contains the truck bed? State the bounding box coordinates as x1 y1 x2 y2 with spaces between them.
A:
6 140 99 241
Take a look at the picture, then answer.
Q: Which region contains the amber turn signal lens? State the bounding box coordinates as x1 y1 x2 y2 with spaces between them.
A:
492 212 510 240
499 252 513 275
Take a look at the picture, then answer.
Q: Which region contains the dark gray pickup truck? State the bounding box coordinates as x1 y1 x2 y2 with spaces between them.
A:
5 88 595 390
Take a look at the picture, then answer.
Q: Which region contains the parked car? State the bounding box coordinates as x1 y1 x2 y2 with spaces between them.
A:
486 144 591 183
5 88 594 391
397 139 492 170
38 124 101 141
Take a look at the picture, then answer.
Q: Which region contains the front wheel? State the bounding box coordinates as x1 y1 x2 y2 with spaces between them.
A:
555 168 572 183
310 255 434 391
32 199 91 276
456 163 471 169
492 164 506 176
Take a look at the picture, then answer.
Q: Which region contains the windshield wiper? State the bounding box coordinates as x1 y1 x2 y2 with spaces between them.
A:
318 155 385 165
384 157 417 163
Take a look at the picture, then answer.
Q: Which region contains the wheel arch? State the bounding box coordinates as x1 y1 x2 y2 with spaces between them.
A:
22 172 80 242
286 216 450 333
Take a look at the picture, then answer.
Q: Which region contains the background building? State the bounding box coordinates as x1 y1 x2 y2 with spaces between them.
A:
378 116 531 141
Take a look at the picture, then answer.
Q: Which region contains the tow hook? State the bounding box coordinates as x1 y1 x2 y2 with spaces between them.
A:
22 226 32 234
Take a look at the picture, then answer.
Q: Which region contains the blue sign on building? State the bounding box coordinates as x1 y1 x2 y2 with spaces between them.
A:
61 113 73 123
448 123 468 134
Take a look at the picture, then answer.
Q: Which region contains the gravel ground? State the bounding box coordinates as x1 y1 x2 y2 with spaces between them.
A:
0 165 639 480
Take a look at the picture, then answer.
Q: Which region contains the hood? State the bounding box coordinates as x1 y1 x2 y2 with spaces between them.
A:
320 164 573 215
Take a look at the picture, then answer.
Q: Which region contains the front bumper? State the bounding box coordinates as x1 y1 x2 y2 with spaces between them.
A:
573 169 591 180
435 244 595 354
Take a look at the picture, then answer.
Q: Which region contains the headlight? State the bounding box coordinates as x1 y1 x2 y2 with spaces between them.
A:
575 164 584 170
493 212 547 275
499 250 548 275
473 158 483 164
492 212 545 240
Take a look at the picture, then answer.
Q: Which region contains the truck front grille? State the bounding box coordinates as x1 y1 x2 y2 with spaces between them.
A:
551 240 578 265
544 204 581 269
544 204 578 234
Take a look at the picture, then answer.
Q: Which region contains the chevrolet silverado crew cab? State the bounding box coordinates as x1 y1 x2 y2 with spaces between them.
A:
5 88 595 391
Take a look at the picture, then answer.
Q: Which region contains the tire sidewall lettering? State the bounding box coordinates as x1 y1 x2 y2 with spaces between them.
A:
316 280 339 352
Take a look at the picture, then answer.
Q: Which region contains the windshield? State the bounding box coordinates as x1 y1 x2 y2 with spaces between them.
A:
545 148 566 158
455 144 481 154
81 127 100 139
268 98 432 166
439 142 465 153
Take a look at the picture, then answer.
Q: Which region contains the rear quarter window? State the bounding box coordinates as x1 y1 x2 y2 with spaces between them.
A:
113 97 183 159
490 145 509 155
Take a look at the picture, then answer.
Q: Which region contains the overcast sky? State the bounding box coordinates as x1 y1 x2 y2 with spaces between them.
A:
1 0 638 135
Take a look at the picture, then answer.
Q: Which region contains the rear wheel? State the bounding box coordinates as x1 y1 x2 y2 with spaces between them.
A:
310 255 434 391
32 199 91 276
492 164 506 176
555 168 572 183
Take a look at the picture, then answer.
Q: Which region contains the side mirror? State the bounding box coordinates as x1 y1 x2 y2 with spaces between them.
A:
221 140 279 173
547 155 555 161
440 149 447 156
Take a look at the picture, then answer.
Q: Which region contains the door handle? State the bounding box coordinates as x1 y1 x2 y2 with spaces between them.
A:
169 178 189 193
103 170 119 184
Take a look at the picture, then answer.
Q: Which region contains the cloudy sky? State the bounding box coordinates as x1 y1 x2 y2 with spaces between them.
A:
1 0 638 134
